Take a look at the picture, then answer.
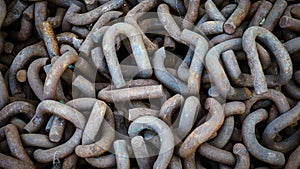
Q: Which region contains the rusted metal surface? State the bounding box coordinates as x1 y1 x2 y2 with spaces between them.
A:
198 3 236 26
43 45 78 100
168 155 182 169
34 1 47 37
47 7 66 28
102 22 152 88
98 85 165 103
131 136 152 169
72 75 95 98
221 46 272 86
285 144 300 169
8 4 34 41
181 29 209 96
205 38 252 100
0 0 300 168
177 96 200 139
262 102 300 153
182 153 196 169
223 101 245 116
159 94 184 126
21 133 57 148
294 70 300 84
16 69 26 82
233 143 250 169
33 128 83 163
3 0 28 27
114 140 130 169
249 1 272 27
178 98 224 158
9 117 26 132
129 116 174 169
70 26 89 37
284 36 300 54
0 101 35 126
85 154 116 168
158 4 185 44
0 124 35 167
39 21 60 58
129 108 159 121
3 41 14 54
162 0 186 16
0 153 36 169
279 15 300 33
223 0 250 34
291 5 300 19
281 3 300 41
205 0 226 22
81 101 106 144
24 100 86 132
71 26 90 38
56 32 82 50
195 20 225 35
198 143 236 166
242 89 290 120
242 109 285 166
27 57 48 100
49 115 66 143
81 11 120 57
209 116 234 148
153 47 188 95
262 0 287 31
8 42 47 98
62 153 78 169
124 0 160 51
65 0 123 26
74 100 115 158
283 79 300 100
182 0 200 29
242 26 292 94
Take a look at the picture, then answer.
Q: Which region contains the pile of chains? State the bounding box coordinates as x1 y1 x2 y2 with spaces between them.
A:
1 0 300 168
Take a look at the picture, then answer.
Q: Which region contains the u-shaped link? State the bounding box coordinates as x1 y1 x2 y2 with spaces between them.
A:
102 22 153 89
